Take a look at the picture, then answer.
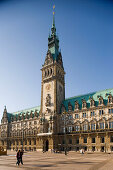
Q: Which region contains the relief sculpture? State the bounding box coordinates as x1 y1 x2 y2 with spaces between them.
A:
45 94 51 107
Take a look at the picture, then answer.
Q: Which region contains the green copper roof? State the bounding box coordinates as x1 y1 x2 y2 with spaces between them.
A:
12 106 40 115
49 45 59 61
6 106 40 122
48 13 60 61
62 88 113 111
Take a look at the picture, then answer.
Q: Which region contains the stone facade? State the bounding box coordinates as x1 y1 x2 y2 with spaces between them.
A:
0 13 113 153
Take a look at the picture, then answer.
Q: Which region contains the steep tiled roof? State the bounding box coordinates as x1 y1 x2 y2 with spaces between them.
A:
62 88 113 111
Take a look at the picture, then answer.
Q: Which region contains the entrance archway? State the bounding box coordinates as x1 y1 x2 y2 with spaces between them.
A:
45 140 49 151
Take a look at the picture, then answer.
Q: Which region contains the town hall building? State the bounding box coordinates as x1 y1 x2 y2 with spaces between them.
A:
1 11 113 153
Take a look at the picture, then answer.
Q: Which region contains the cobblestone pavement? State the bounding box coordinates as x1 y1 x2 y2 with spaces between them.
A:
0 151 113 170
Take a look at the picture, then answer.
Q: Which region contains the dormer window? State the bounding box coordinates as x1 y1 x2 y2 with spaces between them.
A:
90 97 95 107
108 94 112 104
61 105 65 113
75 101 79 110
68 102 72 112
98 96 103 105
82 99 86 109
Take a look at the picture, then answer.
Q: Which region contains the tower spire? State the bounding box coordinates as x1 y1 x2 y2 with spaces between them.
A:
52 5 55 28
51 5 56 35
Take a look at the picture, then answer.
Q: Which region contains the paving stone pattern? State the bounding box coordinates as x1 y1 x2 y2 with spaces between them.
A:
0 151 113 170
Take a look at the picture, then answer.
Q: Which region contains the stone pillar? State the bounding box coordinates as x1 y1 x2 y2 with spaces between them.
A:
105 132 109 152
79 134 82 150
87 134 91 152
96 134 100 152
37 137 43 151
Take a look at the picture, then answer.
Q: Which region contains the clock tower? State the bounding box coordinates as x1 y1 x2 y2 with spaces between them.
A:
40 11 65 130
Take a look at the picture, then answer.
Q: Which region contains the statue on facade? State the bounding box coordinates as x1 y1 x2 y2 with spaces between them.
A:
45 94 51 107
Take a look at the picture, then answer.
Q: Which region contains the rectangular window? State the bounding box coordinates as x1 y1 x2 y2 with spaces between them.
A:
91 111 95 117
69 115 72 120
68 126 72 132
83 113 86 118
99 122 104 129
109 109 111 113
75 114 79 119
91 124 96 130
62 127 65 133
83 124 88 131
92 138 95 143
99 110 104 116
109 122 113 129
75 125 80 131
84 137 87 143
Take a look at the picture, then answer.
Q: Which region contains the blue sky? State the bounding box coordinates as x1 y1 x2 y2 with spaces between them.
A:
0 0 113 120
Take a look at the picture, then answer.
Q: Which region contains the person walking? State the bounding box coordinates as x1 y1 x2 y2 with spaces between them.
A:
16 150 21 166
20 149 23 165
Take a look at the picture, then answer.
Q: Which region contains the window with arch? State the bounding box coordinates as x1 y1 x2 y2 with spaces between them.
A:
83 112 86 118
108 95 112 104
29 140 31 145
68 102 72 112
75 125 80 131
83 124 88 131
75 101 79 110
82 99 86 108
90 111 95 117
45 71 47 77
91 123 96 130
99 122 104 129
50 68 52 75
98 96 103 105
48 69 49 76
90 98 95 107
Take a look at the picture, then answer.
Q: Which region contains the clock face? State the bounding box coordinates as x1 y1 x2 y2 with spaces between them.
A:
46 84 51 91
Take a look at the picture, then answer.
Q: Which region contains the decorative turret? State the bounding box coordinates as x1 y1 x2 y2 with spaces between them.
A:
1 106 8 124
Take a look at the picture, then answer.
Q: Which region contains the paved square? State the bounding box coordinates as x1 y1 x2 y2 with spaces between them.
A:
0 151 113 170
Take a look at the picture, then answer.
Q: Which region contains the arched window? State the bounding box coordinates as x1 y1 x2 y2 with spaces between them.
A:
90 97 94 107
68 102 72 112
75 101 79 110
45 71 47 77
48 69 49 76
98 96 103 105
82 99 86 109
50 68 52 75
108 94 112 104
29 140 31 145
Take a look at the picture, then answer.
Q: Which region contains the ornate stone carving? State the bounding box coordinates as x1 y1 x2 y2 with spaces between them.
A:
44 50 53 65
45 94 51 107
